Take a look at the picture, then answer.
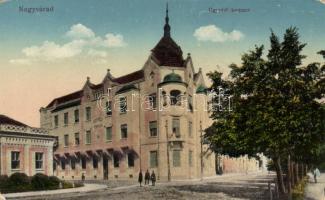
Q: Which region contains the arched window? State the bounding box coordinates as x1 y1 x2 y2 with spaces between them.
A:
170 90 181 106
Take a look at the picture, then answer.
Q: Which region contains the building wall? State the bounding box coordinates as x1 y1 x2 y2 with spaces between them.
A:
0 125 55 177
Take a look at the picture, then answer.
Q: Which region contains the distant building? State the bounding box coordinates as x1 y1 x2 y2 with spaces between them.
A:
40 6 260 181
0 115 56 176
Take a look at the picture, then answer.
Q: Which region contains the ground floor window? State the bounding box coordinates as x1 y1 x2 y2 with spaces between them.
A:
150 151 158 168
189 150 193 167
35 152 43 169
173 150 181 167
11 151 20 169
128 153 134 167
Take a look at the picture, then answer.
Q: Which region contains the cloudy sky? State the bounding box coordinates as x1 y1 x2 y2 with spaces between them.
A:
0 0 325 126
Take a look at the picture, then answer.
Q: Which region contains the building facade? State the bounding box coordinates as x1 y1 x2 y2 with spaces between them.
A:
40 7 260 181
0 115 56 176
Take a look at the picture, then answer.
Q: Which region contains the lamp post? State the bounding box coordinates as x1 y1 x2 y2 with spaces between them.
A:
200 120 203 180
165 120 171 181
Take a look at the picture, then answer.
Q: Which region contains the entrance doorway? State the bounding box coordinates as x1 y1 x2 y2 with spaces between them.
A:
103 156 108 180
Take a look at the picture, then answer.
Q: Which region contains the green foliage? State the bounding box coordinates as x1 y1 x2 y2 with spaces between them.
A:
61 181 73 189
205 27 325 195
48 176 61 189
0 173 80 193
31 173 50 190
205 27 325 171
4 172 31 193
292 178 307 200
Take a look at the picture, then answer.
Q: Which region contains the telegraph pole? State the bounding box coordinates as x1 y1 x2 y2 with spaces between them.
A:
200 120 203 180
165 120 171 181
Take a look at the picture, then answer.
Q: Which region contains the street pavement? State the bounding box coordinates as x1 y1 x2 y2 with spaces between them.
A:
5 172 277 200
305 173 325 200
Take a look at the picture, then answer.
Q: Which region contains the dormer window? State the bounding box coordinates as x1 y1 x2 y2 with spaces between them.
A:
150 71 155 79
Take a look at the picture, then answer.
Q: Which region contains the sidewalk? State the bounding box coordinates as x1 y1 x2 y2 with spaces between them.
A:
305 173 325 200
3 184 107 199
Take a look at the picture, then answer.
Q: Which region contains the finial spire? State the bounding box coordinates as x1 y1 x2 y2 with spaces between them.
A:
164 2 171 37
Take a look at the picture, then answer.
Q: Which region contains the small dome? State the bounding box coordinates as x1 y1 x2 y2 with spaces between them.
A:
196 85 207 94
163 72 182 83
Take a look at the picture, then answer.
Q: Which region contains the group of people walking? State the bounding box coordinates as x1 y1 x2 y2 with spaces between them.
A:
138 170 156 186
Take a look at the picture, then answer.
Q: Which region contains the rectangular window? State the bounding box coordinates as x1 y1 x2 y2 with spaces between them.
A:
71 159 76 170
11 151 20 169
149 93 157 109
74 132 80 145
172 118 180 138
150 151 158 168
54 115 58 127
35 152 43 169
119 97 127 113
120 124 127 139
81 157 86 169
189 150 193 167
85 130 91 144
74 109 79 123
188 121 193 137
128 153 134 167
64 134 69 147
149 121 157 137
86 107 91 121
93 157 98 169
61 158 66 170
113 154 119 168
64 112 68 125
173 150 181 167
106 101 112 116
106 127 112 141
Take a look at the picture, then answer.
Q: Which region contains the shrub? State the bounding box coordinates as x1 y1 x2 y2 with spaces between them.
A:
31 173 49 190
0 175 9 191
48 176 60 189
7 172 31 192
61 181 73 189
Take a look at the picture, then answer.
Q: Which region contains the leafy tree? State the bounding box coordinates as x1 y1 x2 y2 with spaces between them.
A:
205 27 325 194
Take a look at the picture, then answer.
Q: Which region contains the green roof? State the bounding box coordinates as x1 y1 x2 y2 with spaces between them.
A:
196 85 207 94
163 72 182 83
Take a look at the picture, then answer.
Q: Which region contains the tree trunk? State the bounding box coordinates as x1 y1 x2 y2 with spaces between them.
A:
295 163 300 182
287 155 292 195
273 157 286 194
291 162 294 186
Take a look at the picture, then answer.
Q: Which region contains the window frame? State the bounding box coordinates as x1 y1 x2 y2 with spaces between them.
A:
149 121 158 137
149 151 158 168
106 126 112 141
35 152 43 170
11 151 20 170
74 109 79 123
85 130 91 144
64 134 69 147
173 150 181 167
120 124 128 139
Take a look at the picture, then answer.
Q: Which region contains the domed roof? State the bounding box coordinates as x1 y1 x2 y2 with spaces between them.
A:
151 4 184 67
196 85 207 94
163 72 182 83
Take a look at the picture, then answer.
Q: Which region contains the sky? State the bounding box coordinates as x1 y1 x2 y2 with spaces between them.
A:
0 0 325 127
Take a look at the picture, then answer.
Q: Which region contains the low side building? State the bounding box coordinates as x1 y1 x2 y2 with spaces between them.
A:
0 115 56 176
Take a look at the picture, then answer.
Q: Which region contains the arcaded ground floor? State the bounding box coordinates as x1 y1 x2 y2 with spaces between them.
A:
10 172 276 200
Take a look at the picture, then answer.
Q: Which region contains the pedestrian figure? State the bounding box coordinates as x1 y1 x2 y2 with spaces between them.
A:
313 168 320 183
138 170 143 187
145 169 150 185
151 170 156 186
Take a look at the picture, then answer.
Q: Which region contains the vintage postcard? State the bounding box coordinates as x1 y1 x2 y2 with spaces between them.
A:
0 0 324 199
